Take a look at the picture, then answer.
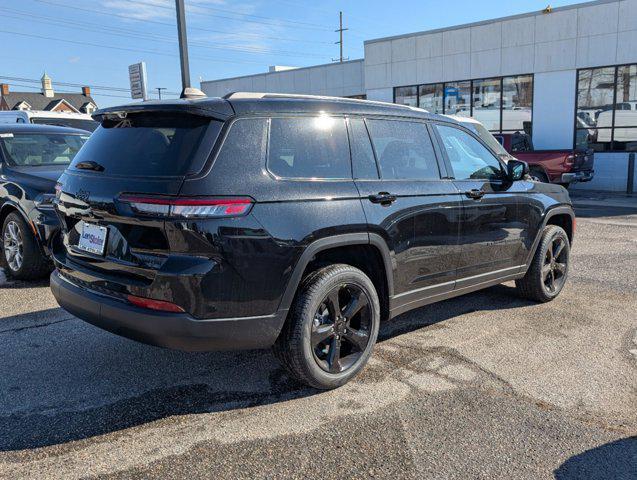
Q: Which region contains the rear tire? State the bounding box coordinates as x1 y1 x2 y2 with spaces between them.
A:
273 264 380 390
1 212 50 280
515 225 570 302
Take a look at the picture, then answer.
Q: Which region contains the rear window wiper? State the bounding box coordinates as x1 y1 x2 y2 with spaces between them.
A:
75 161 105 172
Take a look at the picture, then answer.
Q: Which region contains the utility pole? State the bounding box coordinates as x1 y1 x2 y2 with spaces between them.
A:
333 11 348 63
156 87 166 99
174 0 205 98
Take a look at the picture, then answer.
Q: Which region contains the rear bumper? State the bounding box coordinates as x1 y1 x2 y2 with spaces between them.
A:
561 170 594 183
50 270 286 352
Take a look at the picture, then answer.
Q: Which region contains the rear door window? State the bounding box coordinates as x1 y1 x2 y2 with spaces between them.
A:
268 116 351 179
69 114 220 176
366 119 440 180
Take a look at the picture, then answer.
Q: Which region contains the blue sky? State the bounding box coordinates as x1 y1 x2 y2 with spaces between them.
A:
2 0 582 107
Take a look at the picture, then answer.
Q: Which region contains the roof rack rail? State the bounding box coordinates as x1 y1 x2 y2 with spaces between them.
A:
221 92 429 113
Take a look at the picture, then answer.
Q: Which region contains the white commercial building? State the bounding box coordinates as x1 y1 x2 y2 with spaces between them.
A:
201 0 637 192
201 60 365 99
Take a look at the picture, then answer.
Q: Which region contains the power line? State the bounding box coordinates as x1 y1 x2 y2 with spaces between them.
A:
0 75 181 96
128 0 334 31
0 29 304 66
271 0 393 30
2 82 135 99
0 75 129 93
33 0 334 45
1 8 329 59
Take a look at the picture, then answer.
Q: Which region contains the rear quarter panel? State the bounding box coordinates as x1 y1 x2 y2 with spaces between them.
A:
178 116 368 318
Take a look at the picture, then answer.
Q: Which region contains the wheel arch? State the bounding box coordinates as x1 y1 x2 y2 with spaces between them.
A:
0 202 29 230
278 233 394 321
529 164 550 182
524 205 575 267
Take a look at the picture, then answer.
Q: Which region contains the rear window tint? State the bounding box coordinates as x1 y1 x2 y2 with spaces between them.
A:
69 114 219 176
268 116 350 179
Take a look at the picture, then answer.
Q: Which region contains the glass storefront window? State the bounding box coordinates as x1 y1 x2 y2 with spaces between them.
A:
577 67 615 129
393 75 534 138
472 78 501 131
502 74 533 134
576 64 637 151
444 81 471 117
615 65 637 128
394 85 418 107
418 83 443 114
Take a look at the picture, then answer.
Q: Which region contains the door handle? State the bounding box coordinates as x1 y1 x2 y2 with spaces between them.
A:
465 189 485 200
369 192 397 205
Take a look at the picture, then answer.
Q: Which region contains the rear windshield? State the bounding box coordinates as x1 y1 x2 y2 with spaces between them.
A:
0 133 88 166
69 114 217 176
31 117 98 132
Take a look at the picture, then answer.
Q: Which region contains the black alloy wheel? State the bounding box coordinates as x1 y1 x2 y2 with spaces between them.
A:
516 225 570 302
542 235 568 294
310 283 372 374
274 264 380 389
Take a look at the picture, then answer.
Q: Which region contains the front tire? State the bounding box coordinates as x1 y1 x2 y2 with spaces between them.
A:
274 264 380 389
531 169 549 183
515 225 570 302
1 212 50 280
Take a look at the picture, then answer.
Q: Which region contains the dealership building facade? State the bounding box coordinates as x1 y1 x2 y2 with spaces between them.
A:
201 0 637 192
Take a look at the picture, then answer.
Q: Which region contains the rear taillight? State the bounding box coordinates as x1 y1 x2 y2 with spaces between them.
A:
118 195 254 218
127 294 185 313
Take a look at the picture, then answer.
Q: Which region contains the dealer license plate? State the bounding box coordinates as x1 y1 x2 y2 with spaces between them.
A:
77 223 108 256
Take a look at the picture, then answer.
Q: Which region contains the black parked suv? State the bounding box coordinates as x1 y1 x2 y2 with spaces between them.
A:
51 93 574 389
0 124 89 279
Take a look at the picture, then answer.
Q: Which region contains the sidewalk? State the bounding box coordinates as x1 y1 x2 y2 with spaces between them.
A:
569 190 637 209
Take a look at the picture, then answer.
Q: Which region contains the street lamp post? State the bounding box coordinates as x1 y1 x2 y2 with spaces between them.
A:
175 0 205 99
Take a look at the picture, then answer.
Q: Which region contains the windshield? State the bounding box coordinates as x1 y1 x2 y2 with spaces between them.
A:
0 133 89 166
31 117 98 132
69 114 218 177
463 122 510 156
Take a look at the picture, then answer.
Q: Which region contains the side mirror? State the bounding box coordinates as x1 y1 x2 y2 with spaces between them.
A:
507 159 529 181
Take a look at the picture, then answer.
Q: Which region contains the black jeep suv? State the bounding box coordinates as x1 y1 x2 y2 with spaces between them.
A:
51 93 574 389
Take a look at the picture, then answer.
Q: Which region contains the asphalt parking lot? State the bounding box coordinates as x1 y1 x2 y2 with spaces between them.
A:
0 196 635 479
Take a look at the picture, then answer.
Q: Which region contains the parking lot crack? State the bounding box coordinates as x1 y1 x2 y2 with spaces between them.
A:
0 317 74 335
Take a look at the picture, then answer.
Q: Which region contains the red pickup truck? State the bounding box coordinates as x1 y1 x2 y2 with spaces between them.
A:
448 115 595 188
495 132 595 187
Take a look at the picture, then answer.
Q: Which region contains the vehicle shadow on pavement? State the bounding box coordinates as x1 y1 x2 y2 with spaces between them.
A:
553 437 637 480
0 284 534 452
377 283 535 342
0 269 50 289
573 203 637 219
